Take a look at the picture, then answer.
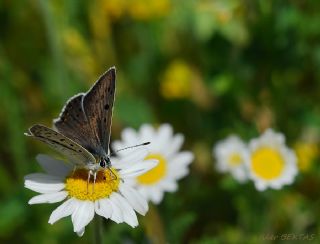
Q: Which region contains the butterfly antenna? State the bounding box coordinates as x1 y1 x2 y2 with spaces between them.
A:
110 142 150 156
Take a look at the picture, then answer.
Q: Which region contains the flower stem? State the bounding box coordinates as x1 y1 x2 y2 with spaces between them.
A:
143 204 166 243
93 216 103 244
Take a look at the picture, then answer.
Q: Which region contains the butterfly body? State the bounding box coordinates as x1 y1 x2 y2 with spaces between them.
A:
26 67 116 178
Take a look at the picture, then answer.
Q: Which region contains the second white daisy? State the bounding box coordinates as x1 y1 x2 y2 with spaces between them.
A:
112 123 194 204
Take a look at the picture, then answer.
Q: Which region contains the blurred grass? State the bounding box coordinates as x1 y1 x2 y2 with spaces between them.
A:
1 0 320 243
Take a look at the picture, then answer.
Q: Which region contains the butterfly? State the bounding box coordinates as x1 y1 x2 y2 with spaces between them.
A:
25 67 117 181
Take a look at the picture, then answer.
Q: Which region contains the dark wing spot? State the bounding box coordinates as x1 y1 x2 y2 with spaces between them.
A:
78 149 82 152
70 144 74 147
60 139 65 141
104 104 109 110
103 118 106 122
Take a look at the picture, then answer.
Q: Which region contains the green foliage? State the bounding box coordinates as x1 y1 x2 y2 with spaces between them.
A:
0 0 320 243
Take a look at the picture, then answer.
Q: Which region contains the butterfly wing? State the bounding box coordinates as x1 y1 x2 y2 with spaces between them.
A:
53 93 101 155
25 124 96 166
82 67 116 156
53 67 116 157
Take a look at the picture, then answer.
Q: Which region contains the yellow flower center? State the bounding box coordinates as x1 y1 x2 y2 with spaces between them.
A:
137 154 167 185
65 168 120 201
251 147 285 180
228 153 243 167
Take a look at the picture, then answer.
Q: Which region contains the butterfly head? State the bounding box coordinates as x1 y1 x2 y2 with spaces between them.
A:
99 157 111 169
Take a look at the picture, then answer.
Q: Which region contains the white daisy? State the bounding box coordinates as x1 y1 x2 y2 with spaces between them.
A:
246 128 298 191
112 123 194 204
213 135 249 182
24 149 158 236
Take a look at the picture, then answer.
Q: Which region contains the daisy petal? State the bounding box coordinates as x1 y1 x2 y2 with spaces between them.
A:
155 124 173 153
149 189 164 204
122 128 138 145
24 173 64 182
119 183 148 215
49 198 77 224
119 160 158 178
71 200 95 233
112 193 138 227
169 166 189 179
95 198 112 220
36 154 72 177
255 181 267 191
170 152 194 167
164 134 184 158
109 195 124 223
28 191 68 204
159 180 178 192
77 228 85 237
139 124 156 142
24 174 65 194
112 148 149 170
112 140 125 152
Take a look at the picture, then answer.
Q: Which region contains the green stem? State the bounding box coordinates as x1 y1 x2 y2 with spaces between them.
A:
143 204 166 244
93 216 103 244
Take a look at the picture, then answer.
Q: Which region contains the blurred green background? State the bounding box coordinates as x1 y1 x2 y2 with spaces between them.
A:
1 0 320 243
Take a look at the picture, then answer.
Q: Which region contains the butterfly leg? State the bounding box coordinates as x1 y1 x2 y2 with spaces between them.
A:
92 171 97 193
108 167 117 181
87 170 92 194
72 166 76 176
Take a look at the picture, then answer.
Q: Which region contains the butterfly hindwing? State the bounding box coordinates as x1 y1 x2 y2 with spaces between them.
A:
82 67 116 155
25 124 96 166
53 93 101 154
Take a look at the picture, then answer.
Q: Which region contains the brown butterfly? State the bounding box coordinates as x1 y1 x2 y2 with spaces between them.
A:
25 67 117 181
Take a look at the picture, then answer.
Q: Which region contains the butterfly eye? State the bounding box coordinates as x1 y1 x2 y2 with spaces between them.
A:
99 159 106 168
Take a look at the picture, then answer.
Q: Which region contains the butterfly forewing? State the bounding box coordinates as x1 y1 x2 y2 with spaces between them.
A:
53 93 101 154
25 124 96 166
82 67 116 156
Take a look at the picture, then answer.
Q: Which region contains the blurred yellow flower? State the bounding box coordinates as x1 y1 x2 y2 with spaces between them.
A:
199 1 233 24
294 142 319 172
160 60 193 99
195 0 248 45
63 29 87 54
62 28 97 81
128 0 170 20
216 9 232 24
102 0 126 20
